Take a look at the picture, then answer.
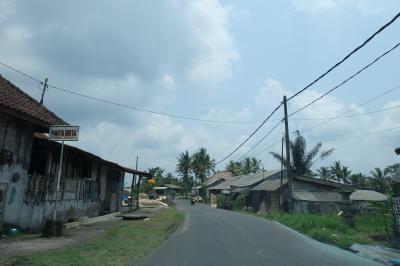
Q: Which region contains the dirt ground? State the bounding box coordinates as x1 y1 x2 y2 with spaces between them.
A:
0 207 165 259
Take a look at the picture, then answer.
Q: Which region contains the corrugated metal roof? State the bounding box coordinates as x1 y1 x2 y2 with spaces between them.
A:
251 178 287 191
207 175 243 191
207 171 233 186
350 190 387 201
164 184 182 189
293 191 344 202
231 170 281 188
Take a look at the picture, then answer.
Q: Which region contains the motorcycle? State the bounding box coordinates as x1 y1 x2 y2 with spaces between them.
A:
191 197 195 205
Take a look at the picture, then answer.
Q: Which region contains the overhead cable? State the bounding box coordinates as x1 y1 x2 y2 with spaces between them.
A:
287 12 400 101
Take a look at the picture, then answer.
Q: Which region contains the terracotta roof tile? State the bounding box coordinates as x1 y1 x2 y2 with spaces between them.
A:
0 75 67 127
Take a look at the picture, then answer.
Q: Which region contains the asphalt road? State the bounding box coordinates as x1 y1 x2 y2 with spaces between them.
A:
140 199 381 266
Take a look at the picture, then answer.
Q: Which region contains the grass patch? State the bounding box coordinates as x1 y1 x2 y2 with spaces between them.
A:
1 208 184 266
238 210 391 250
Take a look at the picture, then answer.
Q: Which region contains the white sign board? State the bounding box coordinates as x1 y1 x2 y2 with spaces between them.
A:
49 125 79 141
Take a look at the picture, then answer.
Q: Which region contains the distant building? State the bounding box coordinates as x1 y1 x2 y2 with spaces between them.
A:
0 75 149 231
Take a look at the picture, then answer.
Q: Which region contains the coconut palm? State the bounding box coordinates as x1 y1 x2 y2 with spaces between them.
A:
271 134 333 176
191 147 215 184
225 160 242 176
176 151 192 195
370 167 390 194
330 161 352 184
349 173 368 188
316 166 331 180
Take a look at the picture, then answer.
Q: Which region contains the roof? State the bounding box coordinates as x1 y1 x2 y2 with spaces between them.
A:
295 176 344 188
208 175 243 191
153 187 168 190
251 178 288 191
207 171 232 186
34 134 150 177
164 184 182 189
350 190 387 201
231 170 281 188
293 191 344 202
0 75 67 128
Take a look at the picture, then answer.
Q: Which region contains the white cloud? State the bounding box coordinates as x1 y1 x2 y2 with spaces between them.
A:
161 74 175 90
185 0 239 88
251 77 400 174
254 78 288 106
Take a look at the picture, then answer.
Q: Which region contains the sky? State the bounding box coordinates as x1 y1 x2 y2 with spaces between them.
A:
0 0 400 185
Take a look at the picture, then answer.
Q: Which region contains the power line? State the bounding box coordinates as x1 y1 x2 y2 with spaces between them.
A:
237 119 283 161
215 103 283 165
254 139 282 157
323 125 400 142
287 11 400 101
0 60 261 125
299 83 400 132
0 61 43 84
289 41 400 118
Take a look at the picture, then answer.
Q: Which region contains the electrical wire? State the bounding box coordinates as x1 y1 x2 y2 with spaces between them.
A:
289 41 400 118
287 12 400 101
0 61 43 84
300 83 400 133
215 103 283 165
237 119 283 161
323 125 400 142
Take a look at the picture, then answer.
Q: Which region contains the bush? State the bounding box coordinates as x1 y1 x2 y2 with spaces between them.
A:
216 194 233 210
233 194 245 210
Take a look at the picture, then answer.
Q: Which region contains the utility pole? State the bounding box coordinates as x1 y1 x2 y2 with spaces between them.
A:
279 136 284 211
40 78 48 105
129 156 138 210
283 95 293 212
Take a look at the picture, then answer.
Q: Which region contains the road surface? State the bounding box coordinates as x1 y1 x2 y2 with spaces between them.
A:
141 200 381 266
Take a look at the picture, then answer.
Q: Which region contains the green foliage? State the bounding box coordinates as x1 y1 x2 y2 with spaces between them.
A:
216 194 233 210
330 161 352 183
225 157 262 176
3 209 184 266
271 134 333 175
176 151 192 195
233 194 245 210
191 147 215 184
264 212 392 250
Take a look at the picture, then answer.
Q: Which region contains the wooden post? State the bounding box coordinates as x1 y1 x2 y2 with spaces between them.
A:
283 96 293 212
53 140 64 220
40 78 48 105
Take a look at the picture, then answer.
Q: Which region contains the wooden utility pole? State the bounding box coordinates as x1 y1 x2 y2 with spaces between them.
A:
279 136 284 211
283 95 293 211
130 156 138 209
40 78 48 105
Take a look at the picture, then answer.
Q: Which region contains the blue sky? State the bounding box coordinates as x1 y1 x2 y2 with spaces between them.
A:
0 0 399 184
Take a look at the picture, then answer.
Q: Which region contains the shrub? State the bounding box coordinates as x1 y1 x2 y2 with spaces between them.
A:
216 194 233 210
233 194 245 210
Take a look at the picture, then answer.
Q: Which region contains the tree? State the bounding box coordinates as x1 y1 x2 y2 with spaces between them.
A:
384 163 400 177
241 157 262 175
370 167 390 194
225 160 242 176
148 167 165 180
271 134 333 176
330 161 352 184
349 173 368 188
176 151 192 195
316 166 331 180
191 147 215 184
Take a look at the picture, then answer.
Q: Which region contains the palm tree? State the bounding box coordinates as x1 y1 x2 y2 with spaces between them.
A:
384 163 400 177
349 173 368 189
250 157 262 174
225 160 242 176
316 166 331 180
176 151 192 195
370 167 390 194
330 161 352 183
271 134 333 176
191 147 216 184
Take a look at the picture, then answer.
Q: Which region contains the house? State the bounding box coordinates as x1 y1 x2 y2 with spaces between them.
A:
350 189 387 208
251 174 351 214
0 75 150 231
206 170 232 188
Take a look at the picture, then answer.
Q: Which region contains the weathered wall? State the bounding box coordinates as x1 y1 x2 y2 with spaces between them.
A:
294 201 340 214
0 113 34 228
